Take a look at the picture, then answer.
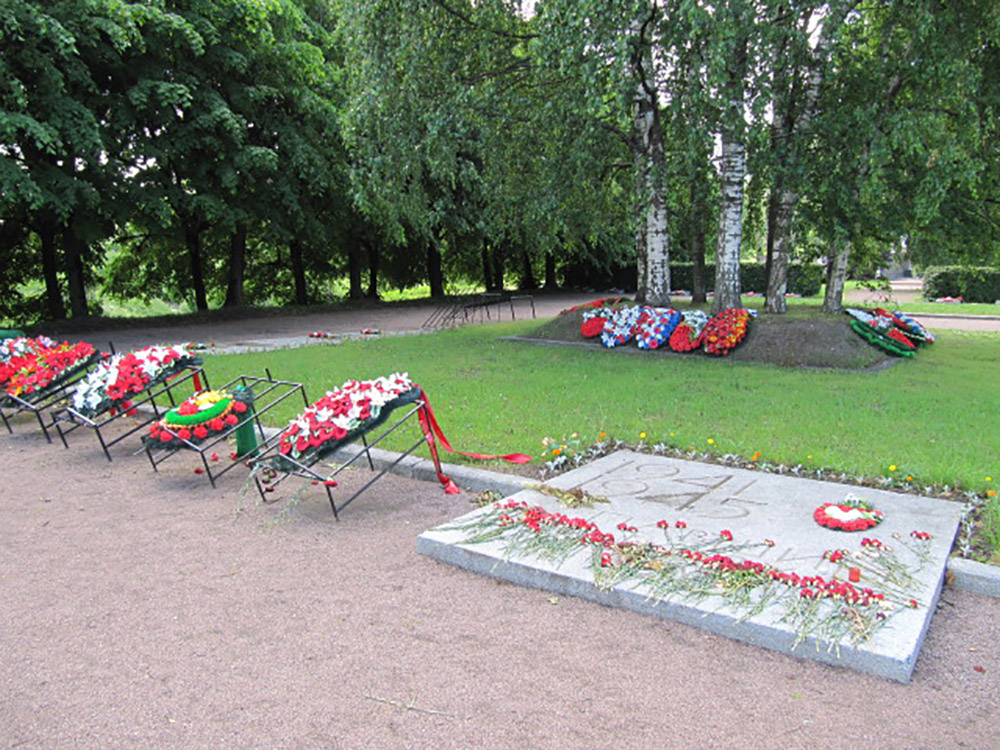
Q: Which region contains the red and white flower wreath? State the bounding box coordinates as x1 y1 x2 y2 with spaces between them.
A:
814 493 884 532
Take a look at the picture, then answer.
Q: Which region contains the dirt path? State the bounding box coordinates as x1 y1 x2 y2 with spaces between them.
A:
1 424 999 749
2 286 1000 747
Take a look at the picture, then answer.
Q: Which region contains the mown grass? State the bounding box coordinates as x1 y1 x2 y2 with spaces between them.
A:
742 296 1000 317
203 319 999 494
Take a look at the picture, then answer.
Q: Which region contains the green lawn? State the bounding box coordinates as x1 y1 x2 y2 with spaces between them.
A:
741 295 1000 317
203 319 999 494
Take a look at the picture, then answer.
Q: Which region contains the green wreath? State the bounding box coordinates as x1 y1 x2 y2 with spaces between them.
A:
849 319 915 357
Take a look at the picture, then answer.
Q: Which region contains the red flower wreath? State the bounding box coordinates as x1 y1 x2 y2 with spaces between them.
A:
668 323 703 352
813 497 884 532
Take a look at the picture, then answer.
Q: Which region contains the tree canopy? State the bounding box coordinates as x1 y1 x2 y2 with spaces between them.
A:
2 0 998 325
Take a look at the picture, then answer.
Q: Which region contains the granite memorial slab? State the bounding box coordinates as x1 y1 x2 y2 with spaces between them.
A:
418 451 962 682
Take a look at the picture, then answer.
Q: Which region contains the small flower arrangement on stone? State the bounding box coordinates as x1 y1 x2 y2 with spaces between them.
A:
814 493 884 532
144 387 254 450
71 343 201 417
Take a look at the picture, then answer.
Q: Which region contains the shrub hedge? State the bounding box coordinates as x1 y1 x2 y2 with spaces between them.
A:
670 262 824 297
923 266 1000 303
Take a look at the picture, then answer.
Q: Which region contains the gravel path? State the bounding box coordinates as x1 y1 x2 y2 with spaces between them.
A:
3 287 999 748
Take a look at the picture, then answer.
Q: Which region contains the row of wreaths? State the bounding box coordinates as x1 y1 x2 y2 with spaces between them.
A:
580 305 755 356
1 335 529 488
574 303 935 359
0 335 417 467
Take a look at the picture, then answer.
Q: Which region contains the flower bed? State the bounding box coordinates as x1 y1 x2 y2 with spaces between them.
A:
71 344 201 417
143 387 254 451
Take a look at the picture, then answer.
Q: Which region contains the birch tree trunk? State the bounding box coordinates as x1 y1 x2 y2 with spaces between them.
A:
764 184 794 312
823 241 851 313
713 131 746 312
712 15 749 313
631 14 670 307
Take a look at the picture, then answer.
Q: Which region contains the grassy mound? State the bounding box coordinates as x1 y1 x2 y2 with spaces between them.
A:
527 306 894 370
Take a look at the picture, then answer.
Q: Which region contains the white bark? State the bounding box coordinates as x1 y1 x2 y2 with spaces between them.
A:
631 14 670 307
713 132 745 312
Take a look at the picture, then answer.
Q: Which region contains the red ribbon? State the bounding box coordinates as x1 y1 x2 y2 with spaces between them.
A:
416 387 532 495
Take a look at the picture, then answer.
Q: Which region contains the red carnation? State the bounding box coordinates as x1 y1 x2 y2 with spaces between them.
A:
193 426 208 439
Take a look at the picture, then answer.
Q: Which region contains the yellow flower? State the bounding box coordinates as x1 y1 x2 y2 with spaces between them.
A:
669 432 675 437
806 455 813 461
639 432 647 439
888 465 897 472
707 438 715 445
987 476 994 483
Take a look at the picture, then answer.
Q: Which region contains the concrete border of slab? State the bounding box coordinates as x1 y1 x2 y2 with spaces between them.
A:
947 557 1000 597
